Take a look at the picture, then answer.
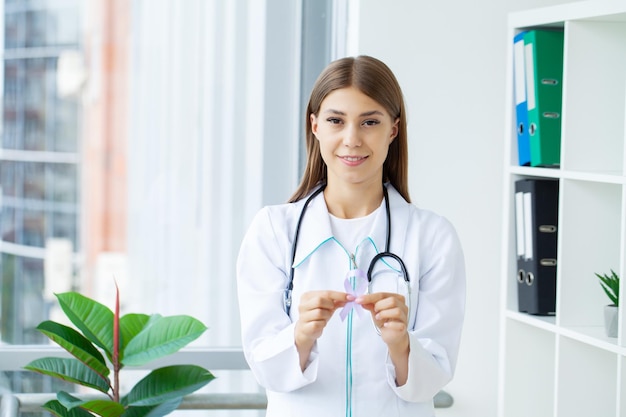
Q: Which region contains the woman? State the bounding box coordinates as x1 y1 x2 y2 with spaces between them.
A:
237 55 465 417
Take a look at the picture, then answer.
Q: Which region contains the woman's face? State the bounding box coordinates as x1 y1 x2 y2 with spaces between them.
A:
310 86 399 189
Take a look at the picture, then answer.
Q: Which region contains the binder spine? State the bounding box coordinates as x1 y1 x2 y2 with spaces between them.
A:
524 30 564 167
513 31 530 166
514 178 559 315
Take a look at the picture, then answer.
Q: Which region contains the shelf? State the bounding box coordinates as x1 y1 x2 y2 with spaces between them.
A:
505 310 557 332
509 1 626 28
508 166 626 184
500 2 626 416
506 310 624 354
559 325 622 354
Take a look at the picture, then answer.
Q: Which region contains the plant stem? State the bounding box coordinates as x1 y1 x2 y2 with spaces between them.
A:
113 280 121 402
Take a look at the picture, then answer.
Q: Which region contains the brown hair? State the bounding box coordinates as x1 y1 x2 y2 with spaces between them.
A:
288 55 411 203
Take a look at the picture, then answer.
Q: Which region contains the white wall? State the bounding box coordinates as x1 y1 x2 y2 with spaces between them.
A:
352 0 570 415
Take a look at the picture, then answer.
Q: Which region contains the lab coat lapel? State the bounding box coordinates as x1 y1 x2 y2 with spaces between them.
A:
290 185 410 268
291 191 334 268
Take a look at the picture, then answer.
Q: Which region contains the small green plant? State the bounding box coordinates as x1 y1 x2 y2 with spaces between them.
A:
595 269 620 307
24 287 215 417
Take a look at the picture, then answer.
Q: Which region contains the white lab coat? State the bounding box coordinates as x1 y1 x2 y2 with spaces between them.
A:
236 185 466 417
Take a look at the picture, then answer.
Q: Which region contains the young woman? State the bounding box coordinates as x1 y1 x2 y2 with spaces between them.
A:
237 55 465 417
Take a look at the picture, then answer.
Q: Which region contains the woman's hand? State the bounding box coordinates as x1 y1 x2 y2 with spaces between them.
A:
356 293 410 385
295 290 352 370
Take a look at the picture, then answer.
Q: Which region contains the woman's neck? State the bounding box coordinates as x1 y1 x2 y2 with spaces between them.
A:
323 182 384 219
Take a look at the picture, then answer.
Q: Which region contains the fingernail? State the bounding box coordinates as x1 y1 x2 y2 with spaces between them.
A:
355 296 364 303
375 313 381 320
346 294 356 301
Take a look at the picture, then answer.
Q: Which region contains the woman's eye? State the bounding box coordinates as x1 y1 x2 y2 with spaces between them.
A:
363 120 380 126
327 118 342 125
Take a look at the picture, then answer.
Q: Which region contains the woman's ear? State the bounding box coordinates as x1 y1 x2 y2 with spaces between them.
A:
310 114 319 137
390 117 400 143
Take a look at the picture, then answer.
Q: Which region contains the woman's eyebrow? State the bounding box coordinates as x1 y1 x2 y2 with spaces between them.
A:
322 109 385 117
359 110 385 117
322 109 346 116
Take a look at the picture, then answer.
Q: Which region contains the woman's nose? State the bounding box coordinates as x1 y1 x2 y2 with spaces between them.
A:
342 124 361 147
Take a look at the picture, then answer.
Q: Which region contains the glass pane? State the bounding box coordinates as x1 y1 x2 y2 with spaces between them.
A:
1 207 16 243
52 211 77 246
4 11 25 49
25 10 47 48
23 162 45 200
49 163 77 203
3 60 22 149
1 161 17 197
2 57 77 152
23 58 48 151
53 99 78 152
47 6 80 46
23 209 45 247
0 161 78 245
22 257 46 342
0 255 46 344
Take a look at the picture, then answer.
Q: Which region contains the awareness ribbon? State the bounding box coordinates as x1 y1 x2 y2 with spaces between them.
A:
339 268 367 321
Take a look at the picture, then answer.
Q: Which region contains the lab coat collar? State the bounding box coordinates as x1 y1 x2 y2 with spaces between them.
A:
291 184 409 268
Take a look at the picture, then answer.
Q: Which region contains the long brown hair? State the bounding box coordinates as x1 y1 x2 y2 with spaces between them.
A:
288 55 410 203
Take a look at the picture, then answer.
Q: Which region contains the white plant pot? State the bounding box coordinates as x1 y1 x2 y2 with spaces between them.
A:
604 304 619 338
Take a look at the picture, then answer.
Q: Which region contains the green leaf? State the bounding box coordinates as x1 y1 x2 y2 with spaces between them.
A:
122 316 207 366
123 365 215 407
42 400 94 417
58 391 126 417
596 271 620 306
121 399 182 417
119 313 151 354
37 320 110 378
24 357 110 393
56 292 115 356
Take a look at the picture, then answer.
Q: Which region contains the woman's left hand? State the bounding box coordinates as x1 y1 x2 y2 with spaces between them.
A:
356 293 408 346
356 292 410 385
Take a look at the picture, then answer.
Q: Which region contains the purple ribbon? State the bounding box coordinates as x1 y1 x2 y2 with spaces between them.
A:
339 269 367 321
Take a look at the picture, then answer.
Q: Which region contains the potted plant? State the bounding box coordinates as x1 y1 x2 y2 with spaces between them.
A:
24 287 215 417
595 269 620 338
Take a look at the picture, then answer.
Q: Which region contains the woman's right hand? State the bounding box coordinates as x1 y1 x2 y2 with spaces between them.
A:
294 290 352 370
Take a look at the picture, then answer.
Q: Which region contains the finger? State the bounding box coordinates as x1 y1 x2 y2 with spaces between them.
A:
355 292 387 305
301 291 352 312
323 290 355 302
356 292 405 306
374 306 408 322
295 319 328 344
302 290 353 305
300 306 335 322
381 320 408 332
378 321 410 346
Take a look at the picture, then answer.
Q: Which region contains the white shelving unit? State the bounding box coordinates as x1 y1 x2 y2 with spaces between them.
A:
498 2 626 416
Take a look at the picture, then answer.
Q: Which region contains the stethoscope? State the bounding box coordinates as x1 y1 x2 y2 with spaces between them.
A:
283 183 411 324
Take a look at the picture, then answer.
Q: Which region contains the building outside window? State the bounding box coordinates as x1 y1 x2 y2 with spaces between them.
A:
1 0 81 344
0 0 82 398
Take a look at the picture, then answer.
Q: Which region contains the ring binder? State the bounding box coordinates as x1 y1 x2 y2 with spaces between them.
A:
514 178 559 315
524 30 565 167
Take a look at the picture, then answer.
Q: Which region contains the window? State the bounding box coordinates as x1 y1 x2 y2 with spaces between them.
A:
0 1 345 414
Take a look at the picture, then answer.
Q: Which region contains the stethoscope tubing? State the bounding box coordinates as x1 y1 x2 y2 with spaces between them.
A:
285 183 411 321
